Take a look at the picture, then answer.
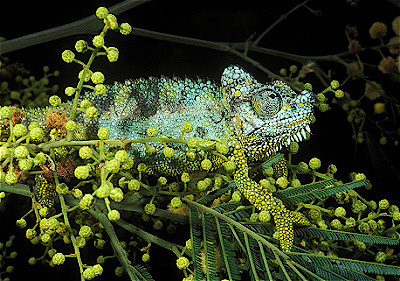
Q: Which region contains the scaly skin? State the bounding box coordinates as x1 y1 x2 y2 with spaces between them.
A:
26 65 315 251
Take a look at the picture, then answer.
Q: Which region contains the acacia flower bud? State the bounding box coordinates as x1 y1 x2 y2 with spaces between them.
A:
79 146 92 159
13 124 27 137
52 253 65 265
142 253 150 263
108 209 120 221
170 197 182 208
216 142 229 154
41 233 51 243
92 264 103 276
330 80 340 90
74 165 90 179
309 157 321 170
144 203 156 215
75 40 88 53
187 137 198 148
181 172 190 183
107 47 119 62
182 121 194 133
79 194 94 209
16 218 27 229
83 267 95 280
128 179 141 191
176 256 190 270
65 86 76 96
49 95 61 106
26 229 36 240
376 251 386 263
201 158 212 170
222 160 236 172
348 39 361 55
85 106 98 118
91 71 105 84
0 146 9 160
95 84 107 95
96 7 108 19
374 103 385 114
258 210 271 222
14 145 29 158
378 56 396 74
33 152 46 166
119 23 132 35
65 120 77 132
29 127 44 141
379 199 389 209
92 35 105 48
115 150 129 162
369 22 387 39
276 177 289 189
106 14 117 23
79 225 93 238
80 99 91 109
61 50 75 63
18 158 33 171
147 126 158 137
163 147 174 158
109 188 123 202
289 142 299 154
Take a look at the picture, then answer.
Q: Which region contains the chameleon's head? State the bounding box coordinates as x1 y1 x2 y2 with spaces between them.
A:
221 65 315 160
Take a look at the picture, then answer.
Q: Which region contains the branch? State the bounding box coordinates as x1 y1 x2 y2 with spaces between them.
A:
0 182 31 197
114 218 187 254
88 206 138 281
0 0 151 55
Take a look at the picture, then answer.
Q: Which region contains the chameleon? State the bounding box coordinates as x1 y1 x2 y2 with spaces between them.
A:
83 65 315 252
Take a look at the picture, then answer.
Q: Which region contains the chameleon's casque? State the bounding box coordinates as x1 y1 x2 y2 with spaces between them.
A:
86 65 315 251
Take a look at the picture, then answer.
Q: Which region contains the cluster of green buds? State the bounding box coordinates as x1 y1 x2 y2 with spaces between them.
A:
0 64 59 108
0 235 17 280
0 6 136 280
62 6 132 120
0 107 50 185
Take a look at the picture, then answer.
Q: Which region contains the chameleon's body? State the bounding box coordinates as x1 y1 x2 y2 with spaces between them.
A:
28 65 314 251
86 65 315 251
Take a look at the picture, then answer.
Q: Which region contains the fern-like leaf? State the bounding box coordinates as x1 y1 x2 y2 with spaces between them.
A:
295 227 399 245
197 183 235 205
276 179 370 204
131 264 155 281
275 179 337 198
189 208 205 280
216 219 241 281
202 212 219 280
290 252 400 276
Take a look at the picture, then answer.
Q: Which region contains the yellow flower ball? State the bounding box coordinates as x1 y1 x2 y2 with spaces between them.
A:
374 103 385 114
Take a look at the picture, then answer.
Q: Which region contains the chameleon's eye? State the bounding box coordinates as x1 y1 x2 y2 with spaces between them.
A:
251 88 282 118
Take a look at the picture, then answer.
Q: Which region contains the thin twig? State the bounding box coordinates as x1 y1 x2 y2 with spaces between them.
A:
253 0 311 46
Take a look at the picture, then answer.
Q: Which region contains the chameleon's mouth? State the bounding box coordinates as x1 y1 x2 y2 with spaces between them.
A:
267 89 314 149
287 124 311 145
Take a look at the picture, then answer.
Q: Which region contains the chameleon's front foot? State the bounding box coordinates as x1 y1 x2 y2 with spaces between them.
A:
231 147 310 252
238 176 297 251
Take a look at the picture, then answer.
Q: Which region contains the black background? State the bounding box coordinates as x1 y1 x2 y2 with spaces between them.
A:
0 0 399 280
